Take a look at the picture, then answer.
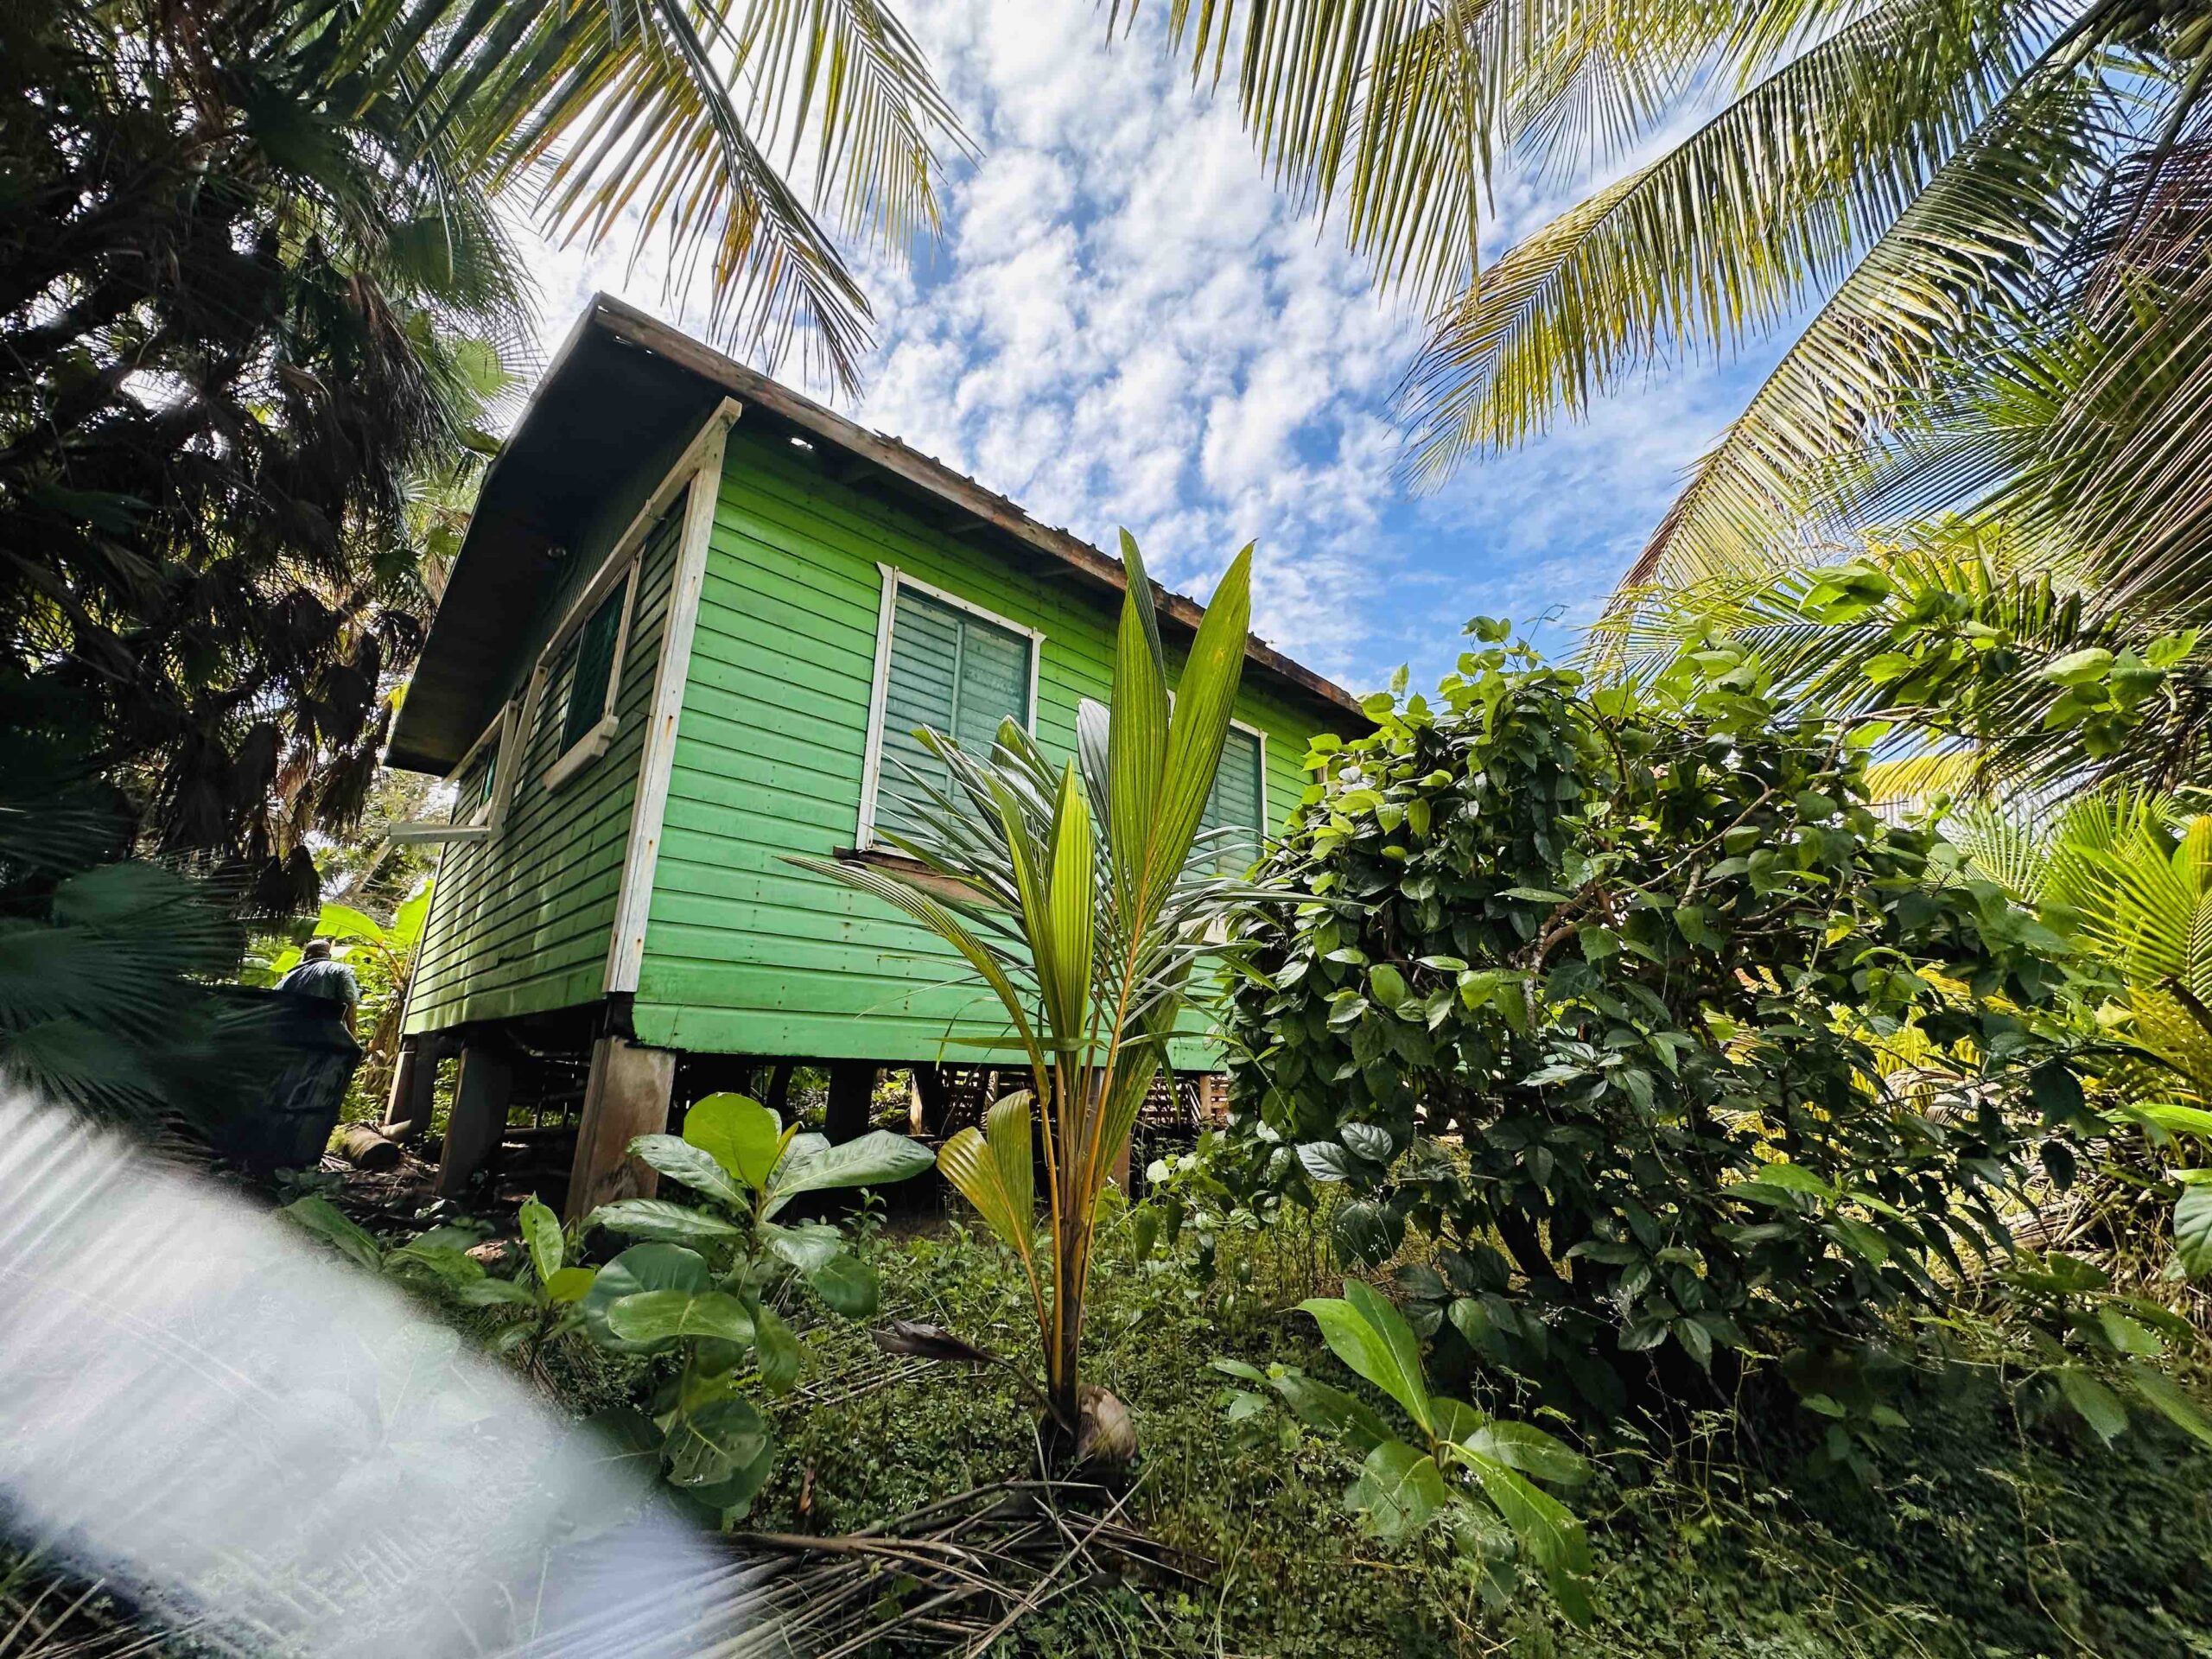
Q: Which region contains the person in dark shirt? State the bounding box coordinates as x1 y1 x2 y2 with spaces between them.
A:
276 938 360 1035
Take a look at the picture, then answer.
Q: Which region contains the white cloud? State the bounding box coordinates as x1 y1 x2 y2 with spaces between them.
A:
516 0 1768 695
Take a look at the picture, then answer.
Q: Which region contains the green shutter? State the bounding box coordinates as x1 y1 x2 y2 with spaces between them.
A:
874 586 1032 842
1198 726 1264 873
452 741 497 823
562 580 627 752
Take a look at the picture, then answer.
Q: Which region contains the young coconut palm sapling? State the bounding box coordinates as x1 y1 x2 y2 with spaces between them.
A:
800 533 1258 1459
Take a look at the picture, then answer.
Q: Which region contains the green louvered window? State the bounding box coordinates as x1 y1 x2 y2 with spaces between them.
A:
1198 725 1266 873
452 741 498 824
870 584 1033 844
559 576 629 753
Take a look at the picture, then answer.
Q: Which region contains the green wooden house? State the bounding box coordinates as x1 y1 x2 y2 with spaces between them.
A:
381 296 1362 1217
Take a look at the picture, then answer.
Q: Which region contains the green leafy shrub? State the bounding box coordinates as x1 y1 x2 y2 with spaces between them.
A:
581 1091 932 1522
1217 1281 1594 1620
1215 626 2084 1417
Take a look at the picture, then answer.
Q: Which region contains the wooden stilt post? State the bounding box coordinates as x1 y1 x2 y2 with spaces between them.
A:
382 1037 435 1139
565 1036 677 1223
913 1064 955 1138
1108 1120 1135 1194
436 1039 512 1198
765 1061 794 1118
824 1061 878 1143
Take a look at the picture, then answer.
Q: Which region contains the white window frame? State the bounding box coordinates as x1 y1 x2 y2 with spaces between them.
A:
524 504 664 794
452 702 520 828
855 563 1045 850
1223 715 1272 839
386 702 518 844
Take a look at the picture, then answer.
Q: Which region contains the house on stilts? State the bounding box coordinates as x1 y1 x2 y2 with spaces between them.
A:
380 296 1364 1219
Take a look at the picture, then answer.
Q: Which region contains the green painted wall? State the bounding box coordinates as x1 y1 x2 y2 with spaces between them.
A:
403 430 694 1035
627 429 1345 1066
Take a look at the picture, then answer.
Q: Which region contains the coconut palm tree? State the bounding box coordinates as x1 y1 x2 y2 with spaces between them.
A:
1139 0 2212 603
4 1 963 893
797 533 1257 1452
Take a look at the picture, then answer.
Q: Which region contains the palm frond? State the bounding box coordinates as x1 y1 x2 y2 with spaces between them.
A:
1607 529 2212 791
1620 55 2107 587
297 0 964 390
1399 0 2089 482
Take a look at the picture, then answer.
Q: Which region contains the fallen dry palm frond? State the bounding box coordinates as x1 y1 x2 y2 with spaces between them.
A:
516 1479 1208 1659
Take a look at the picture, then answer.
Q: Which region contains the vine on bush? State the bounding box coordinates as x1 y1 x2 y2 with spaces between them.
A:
1212 623 2088 1417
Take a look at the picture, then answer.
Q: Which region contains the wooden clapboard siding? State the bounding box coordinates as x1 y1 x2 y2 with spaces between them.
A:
627 429 1340 1065
403 429 697 1036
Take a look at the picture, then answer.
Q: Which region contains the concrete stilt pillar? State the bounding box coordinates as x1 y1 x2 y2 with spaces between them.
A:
564 1036 677 1223
824 1061 879 1144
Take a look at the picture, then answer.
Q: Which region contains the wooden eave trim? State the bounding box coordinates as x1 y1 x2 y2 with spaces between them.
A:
605 399 741 994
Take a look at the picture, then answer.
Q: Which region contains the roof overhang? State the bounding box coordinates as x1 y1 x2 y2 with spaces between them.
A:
388 294 1365 774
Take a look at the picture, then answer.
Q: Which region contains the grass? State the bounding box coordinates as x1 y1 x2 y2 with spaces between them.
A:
734 1206 2212 1659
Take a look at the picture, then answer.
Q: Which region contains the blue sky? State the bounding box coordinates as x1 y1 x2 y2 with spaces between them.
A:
528 1 1781 698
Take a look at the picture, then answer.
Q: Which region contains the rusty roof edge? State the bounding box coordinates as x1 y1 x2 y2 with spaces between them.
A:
588 296 1367 719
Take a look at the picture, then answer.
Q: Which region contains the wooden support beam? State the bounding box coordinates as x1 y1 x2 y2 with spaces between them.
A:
436 1041 512 1198
824 1061 879 1144
912 1064 955 1138
564 1036 677 1222
765 1060 794 1118
382 1038 435 1138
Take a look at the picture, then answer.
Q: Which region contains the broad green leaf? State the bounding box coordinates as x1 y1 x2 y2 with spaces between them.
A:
1107 530 1172 910
769 1130 935 1210
805 1252 880 1319
1429 1397 1488 1443
382 1243 485 1287
545 1266 595 1305
449 1275 538 1308
940 1123 1027 1250
762 1221 845 1272
588 1198 744 1244
2126 1362 2212 1447
1043 762 1096 1044
1153 542 1254 910
1463 1456 1592 1579
1302 1282 1431 1433
1268 1370 1394 1454
2097 1307 2163 1357
1370 963 1409 1007
2055 1365 2129 1443
1745 1161 1834 1200
518 1198 563 1282
2118 1102 2212 1140
1457 1421 1591 1487
606 1288 757 1346
628 1134 747 1211
1297 1141 1357 1183
1824 1217 1892 1267
580 1244 710 1355
2176 1184 2212 1277
664 1395 771 1491
281 1196 382 1271
314 902 385 944
985 1090 1036 1235
684 1093 784 1190
1332 1200 1402 1268
753 1304 802 1394
1345 1440 1445 1541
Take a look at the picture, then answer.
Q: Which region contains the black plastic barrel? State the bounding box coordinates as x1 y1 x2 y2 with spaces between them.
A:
207 987 363 1174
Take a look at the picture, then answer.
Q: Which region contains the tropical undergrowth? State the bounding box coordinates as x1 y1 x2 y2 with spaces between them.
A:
744 1214 2212 1657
